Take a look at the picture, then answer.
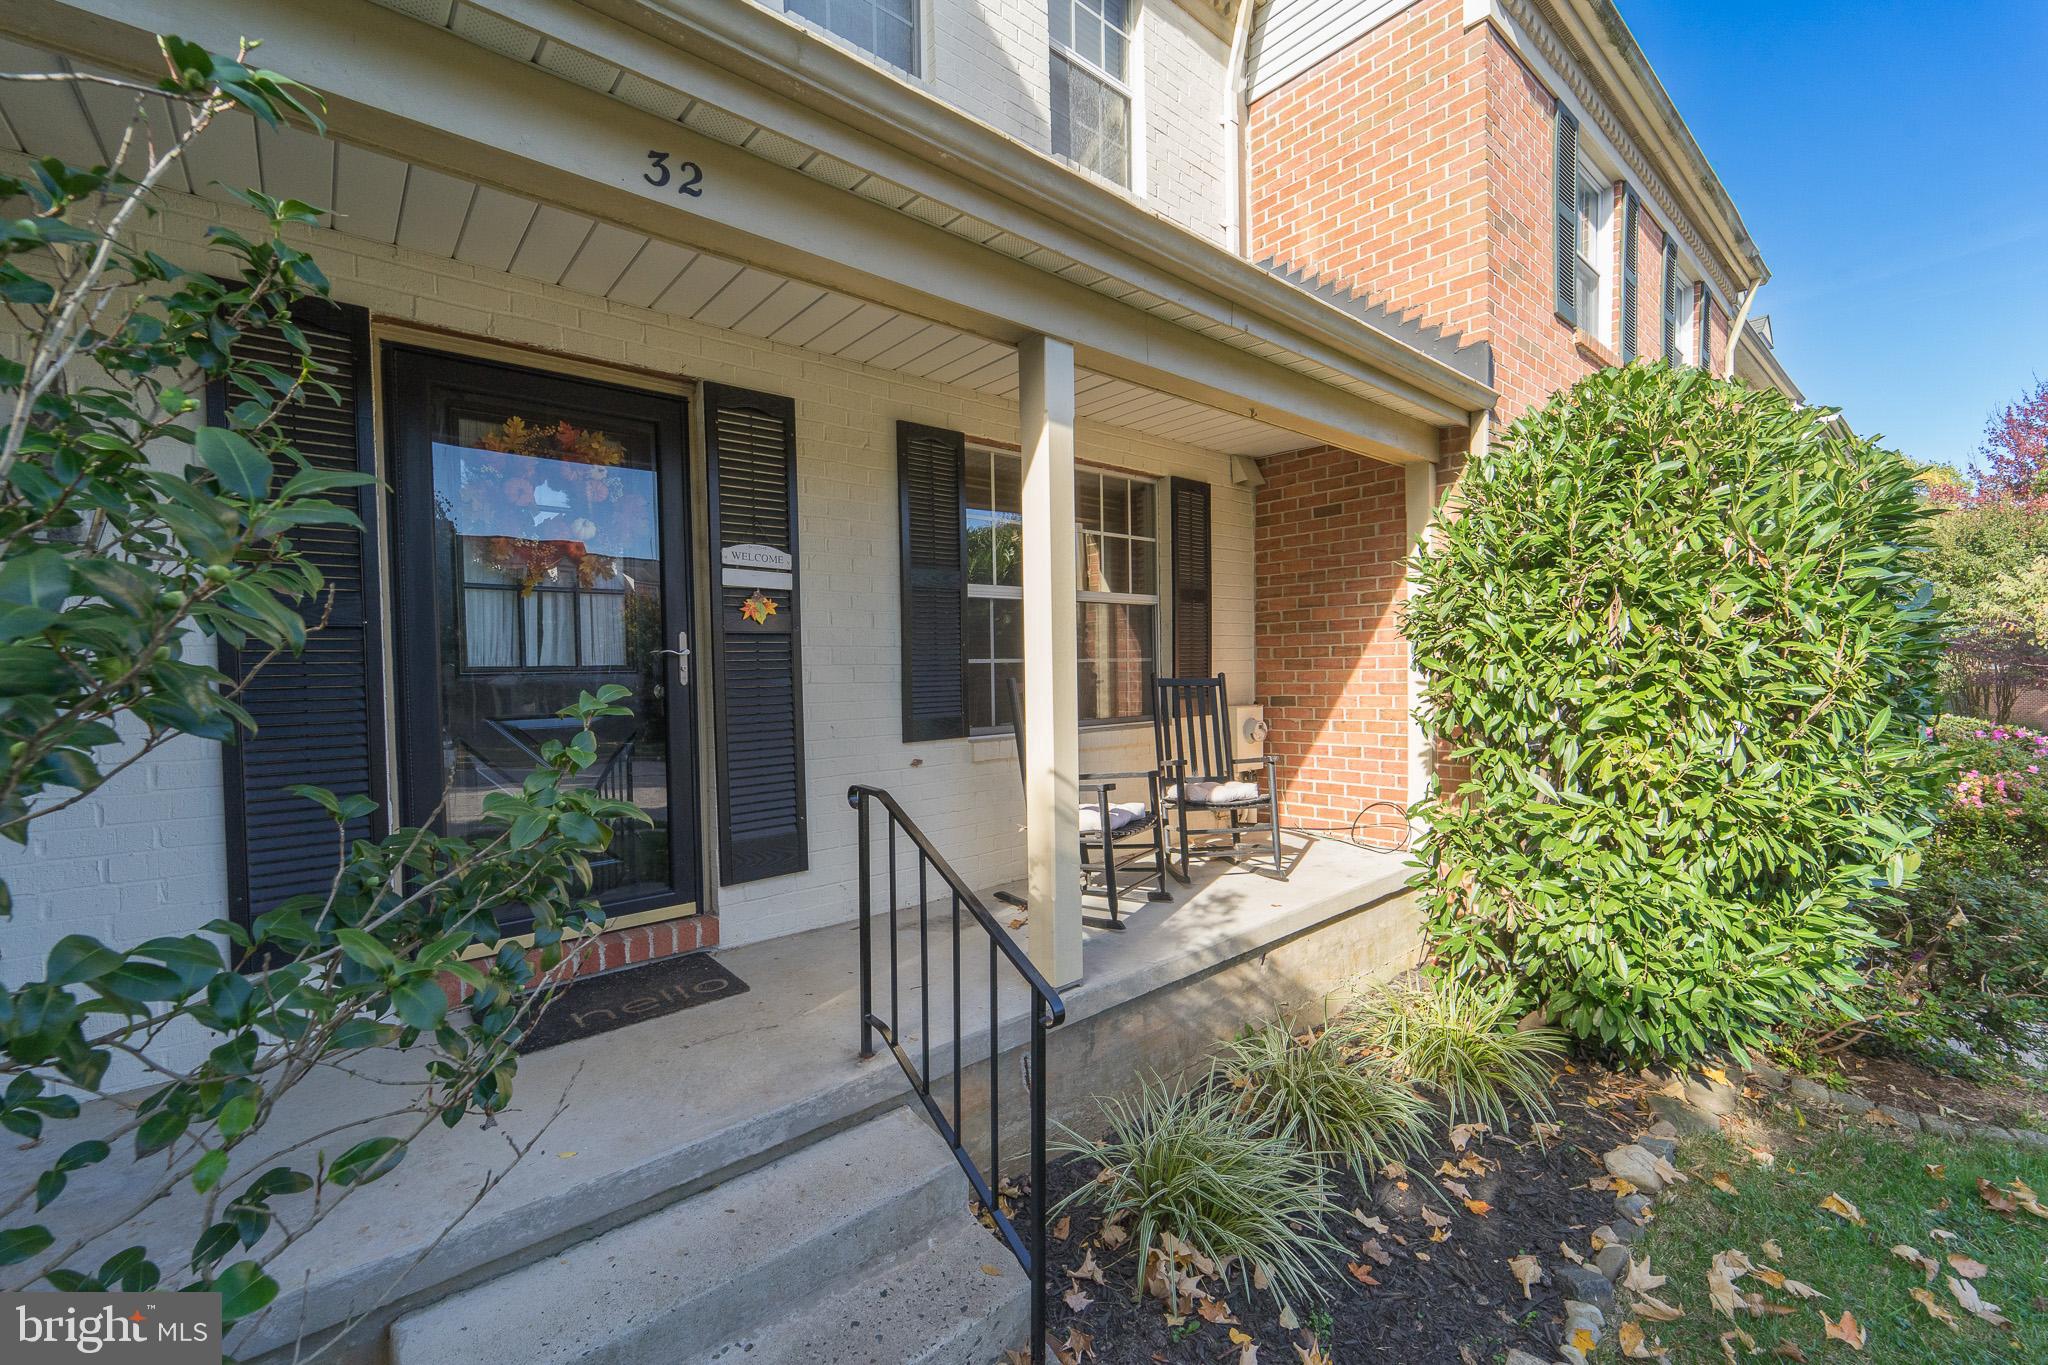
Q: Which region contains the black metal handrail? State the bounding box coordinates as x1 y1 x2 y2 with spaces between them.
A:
848 783 1066 1365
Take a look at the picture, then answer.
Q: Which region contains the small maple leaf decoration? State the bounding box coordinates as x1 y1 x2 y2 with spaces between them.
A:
739 591 779 624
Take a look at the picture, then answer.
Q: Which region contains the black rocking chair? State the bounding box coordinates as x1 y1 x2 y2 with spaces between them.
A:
1152 674 1283 877
1000 676 1173 931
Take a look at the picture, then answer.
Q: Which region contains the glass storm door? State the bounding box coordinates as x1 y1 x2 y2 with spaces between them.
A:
386 349 698 924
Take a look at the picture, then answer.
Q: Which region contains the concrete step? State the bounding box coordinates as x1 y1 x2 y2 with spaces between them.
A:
388 1105 975 1365
702 1220 1029 1365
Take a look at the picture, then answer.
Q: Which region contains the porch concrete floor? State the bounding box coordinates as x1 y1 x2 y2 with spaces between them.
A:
6 834 1408 1361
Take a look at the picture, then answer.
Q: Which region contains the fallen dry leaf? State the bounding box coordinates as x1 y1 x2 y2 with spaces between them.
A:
1924 1163 1946 1179
1617 1320 1653 1359
1946 1273 2012 1328
1947 1252 1988 1280
1719 1327 1756 1365
1819 1307 1865 1350
1440 1177 1472 1199
1819 1192 1865 1225
1345 1261 1378 1286
1572 1327 1598 1354
1761 1238 1784 1261
1635 1292 1685 1322
1771 1344 1807 1362
1051 1215 1071 1241
1623 1254 1668 1292
1448 1122 1489 1151
1359 1238 1392 1267
1230 1326 1257 1365
1293 1341 1331 1365
1891 1244 1938 1281
1063 1286 1093 1312
1419 1204 1451 1231
1507 1253 1542 1299
1462 1198 1492 1217
1909 1286 1959 1329
1072 1250 1106 1285
1196 1298 1236 1325
1559 1240 1585 1265
1099 1220 1128 1251
1929 1227 1958 1242
1750 1147 1776 1168
1276 1303 1299 1331
981 1263 1004 1277
1710 1172 1740 1196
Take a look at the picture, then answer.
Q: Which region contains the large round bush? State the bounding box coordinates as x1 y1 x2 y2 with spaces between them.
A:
1405 363 1945 1061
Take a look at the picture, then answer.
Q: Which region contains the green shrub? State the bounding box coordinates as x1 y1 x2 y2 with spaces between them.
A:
1342 977 1563 1130
1225 1023 1432 1182
1055 1080 1340 1308
1405 363 1945 1062
1856 722 2048 1073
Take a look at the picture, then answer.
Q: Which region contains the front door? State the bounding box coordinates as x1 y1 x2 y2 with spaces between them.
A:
385 348 699 927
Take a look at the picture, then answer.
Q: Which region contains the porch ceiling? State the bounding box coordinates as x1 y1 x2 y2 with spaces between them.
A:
0 35 1313 459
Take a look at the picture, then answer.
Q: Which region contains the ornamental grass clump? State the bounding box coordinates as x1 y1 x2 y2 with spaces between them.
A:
1405 362 1945 1062
1344 977 1564 1131
1055 1079 1341 1308
1225 1022 1433 1183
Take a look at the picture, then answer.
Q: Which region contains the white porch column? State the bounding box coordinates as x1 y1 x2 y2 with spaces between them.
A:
1018 335 1084 988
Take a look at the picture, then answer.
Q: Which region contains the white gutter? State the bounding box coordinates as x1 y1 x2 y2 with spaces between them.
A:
1222 0 1256 257
1721 285 1755 382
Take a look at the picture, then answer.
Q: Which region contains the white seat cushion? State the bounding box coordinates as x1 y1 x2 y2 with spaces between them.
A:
1078 801 1150 834
1168 780 1262 805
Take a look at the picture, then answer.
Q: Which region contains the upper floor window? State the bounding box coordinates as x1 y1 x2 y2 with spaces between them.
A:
1576 159 1611 342
1050 0 1133 186
786 0 917 73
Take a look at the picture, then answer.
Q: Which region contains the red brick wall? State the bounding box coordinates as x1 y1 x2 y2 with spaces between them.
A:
1245 0 1489 341
443 913 716 1006
1254 448 1412 832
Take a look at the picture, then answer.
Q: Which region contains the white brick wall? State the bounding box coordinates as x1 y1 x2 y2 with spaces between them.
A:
0 183 1257 968
767 0 1230 246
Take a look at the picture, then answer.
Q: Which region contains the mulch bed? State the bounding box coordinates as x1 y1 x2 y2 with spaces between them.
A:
1013 1063 1659 1364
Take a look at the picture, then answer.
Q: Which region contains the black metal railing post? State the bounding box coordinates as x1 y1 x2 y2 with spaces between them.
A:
846 784 1066 1365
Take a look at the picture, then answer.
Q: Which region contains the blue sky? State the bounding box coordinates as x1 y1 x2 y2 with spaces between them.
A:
1620 1 2048 473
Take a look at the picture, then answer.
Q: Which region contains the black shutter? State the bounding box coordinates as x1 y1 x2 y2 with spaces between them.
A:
1661 237 1680 362
897 422 968 741
705 383 807 884
1553 105 1579 324
1169 477 1212 677
1697 286 1713 366
1619 190 1640 362
211 298 386 934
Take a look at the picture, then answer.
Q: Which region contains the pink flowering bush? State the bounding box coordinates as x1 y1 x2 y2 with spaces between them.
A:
1857 719 2048 1073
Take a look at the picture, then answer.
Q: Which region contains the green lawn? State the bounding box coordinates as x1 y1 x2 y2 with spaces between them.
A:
1608 1120 2048 1363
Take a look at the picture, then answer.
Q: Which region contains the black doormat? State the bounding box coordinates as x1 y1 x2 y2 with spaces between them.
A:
516 951 749 1052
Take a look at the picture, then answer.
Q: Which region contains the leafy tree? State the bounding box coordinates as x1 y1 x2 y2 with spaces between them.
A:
1920 380 2048 720
1405 364 1945 1063
0 37 641 1352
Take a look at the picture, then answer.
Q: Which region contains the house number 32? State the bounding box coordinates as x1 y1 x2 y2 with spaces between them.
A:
643 151 704 197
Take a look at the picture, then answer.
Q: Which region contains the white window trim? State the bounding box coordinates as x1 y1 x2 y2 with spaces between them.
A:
763 0 923 79
1575 156 1612 344
1048 0 1141 192
965 448 1162 731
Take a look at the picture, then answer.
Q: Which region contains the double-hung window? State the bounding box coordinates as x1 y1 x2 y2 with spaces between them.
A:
785 0 917 73
1576 160 1611 342
1049 0 1133 186
963 449 1158 730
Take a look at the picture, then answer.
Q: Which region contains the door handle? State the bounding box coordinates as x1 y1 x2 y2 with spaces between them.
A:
654 630 691 684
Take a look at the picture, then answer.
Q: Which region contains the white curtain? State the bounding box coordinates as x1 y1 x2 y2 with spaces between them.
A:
525 593 576 667
581 595 626 667
463 589 518 668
